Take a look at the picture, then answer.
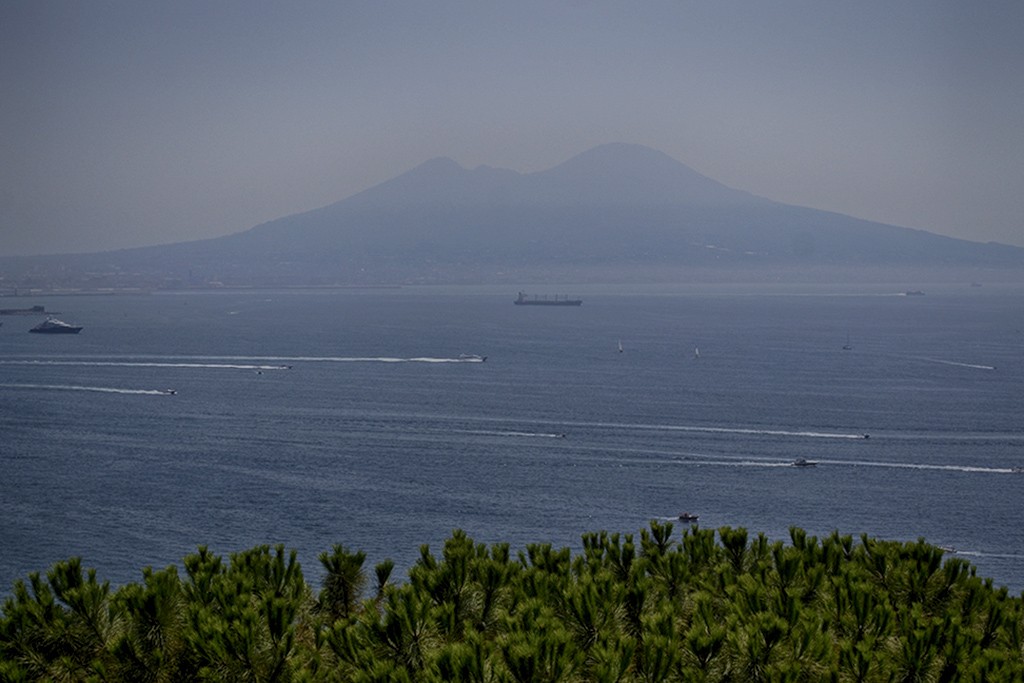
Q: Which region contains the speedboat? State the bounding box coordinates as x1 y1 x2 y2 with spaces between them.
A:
791 459 818 468
29 317 83 334
459 354 487 362
678 512 700 522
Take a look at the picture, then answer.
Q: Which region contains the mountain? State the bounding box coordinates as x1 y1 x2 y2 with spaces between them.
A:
3 143 1023 289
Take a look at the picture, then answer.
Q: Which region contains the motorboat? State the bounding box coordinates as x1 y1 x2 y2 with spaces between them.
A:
29 317 83 334
791 459 818 468
678 512 700 522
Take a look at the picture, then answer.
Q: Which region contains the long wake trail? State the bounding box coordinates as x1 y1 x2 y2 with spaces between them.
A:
199 355 486 364
0 354 484 366
562 419 869 440
821 458 1018 475
909 356 996 371
658 455 1018 475
452 429 566 439
0 383 174 396
0 360 292 370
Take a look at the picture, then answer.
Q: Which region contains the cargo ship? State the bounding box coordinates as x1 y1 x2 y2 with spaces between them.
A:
514 291 582 306
0 305 48 315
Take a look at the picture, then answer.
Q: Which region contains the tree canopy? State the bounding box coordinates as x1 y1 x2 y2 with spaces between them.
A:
2 523 1022 681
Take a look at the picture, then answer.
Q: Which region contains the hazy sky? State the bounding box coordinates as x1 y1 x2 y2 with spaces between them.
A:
3 1 1023 256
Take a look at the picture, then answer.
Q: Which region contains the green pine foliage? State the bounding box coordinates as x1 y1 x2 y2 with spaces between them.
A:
2 524 1022 681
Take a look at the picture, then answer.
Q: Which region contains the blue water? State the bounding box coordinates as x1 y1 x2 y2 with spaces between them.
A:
2 284 1023 594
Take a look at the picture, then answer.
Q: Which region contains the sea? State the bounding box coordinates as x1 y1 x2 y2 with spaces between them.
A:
1 283 1022 596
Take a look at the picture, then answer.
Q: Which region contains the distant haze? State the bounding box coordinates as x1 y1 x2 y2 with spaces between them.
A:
2 1 1023 256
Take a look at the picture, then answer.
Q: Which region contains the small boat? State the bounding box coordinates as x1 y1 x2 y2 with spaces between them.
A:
29 317 83 334
678 512 700 522
791 459 818 468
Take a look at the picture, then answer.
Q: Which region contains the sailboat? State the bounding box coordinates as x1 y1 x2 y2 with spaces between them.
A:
842 333 852 350
694 347 700 359
617 339 623 353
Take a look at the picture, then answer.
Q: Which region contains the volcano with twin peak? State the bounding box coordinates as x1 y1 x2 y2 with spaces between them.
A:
4 143 1022 286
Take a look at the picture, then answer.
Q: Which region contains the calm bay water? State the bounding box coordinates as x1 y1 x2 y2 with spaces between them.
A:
2 283 1023 594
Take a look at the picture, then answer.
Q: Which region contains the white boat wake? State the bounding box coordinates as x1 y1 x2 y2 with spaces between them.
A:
207 355 486 364
668 455 1017 475
0 354 485 365
578 446 1023 477
614 453 1019 477
453 429 566 439
952 550 1024 560
580 420 869 440
0 383 175 396
0 360 292 370
822 459 1015 474
344 412 874 442
304 357 484 363
911 356 996 371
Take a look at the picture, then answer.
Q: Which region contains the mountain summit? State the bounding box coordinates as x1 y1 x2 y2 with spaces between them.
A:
3 143 1022 287
307 143 753 213
527 143 756 206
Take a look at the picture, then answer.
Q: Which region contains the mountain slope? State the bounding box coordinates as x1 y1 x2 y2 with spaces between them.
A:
2 143 1022 287
208 143 1022 280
